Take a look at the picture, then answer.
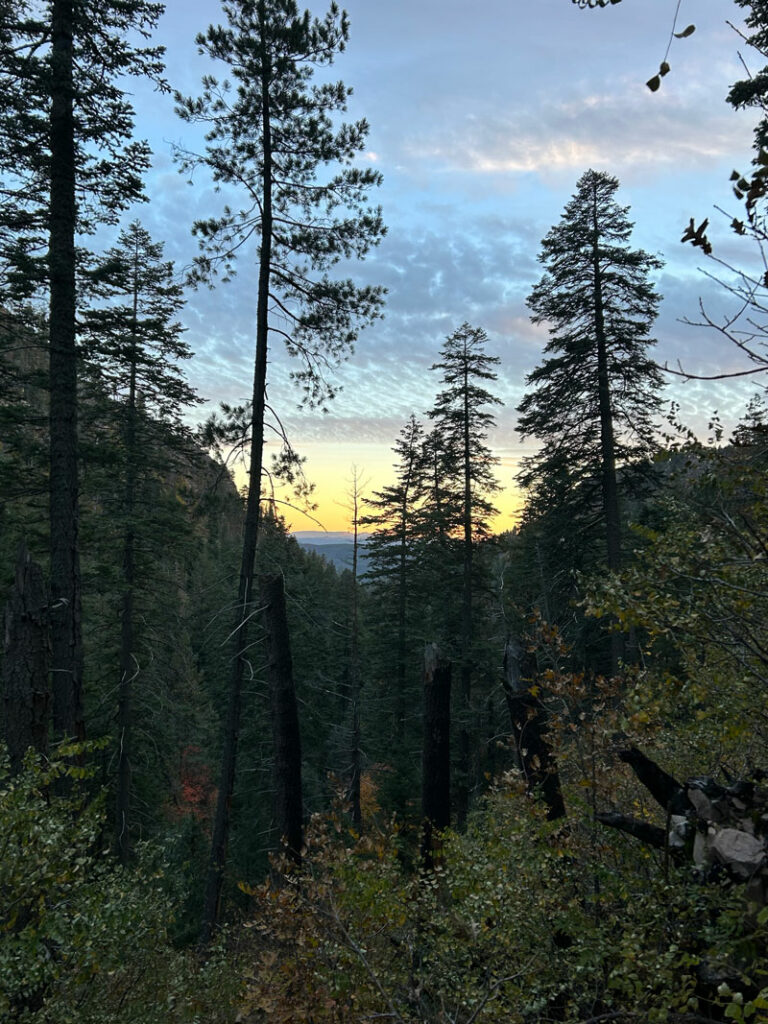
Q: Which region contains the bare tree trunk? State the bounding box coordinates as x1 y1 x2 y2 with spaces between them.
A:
262 573 303 866
49 0 84 743
421 644 451 870
3 543 50 772
502 639 565 821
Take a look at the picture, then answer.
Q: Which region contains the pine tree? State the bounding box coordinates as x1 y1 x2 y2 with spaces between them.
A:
362 416 427 813
428 323 501 826
0 1 166 741
363 417 426 736
79 221 198 861
176 0 385 941
517 169 663 671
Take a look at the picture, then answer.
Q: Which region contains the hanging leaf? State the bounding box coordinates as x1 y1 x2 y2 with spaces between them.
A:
674 24 696 39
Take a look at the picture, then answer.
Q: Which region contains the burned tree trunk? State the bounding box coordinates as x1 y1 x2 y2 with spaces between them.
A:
502 638 565 821
262 573 303 866
599 747 768 904
2 543 50 771
421 644 451 869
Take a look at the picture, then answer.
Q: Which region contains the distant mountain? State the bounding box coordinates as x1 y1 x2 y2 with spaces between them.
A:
293 531 373 574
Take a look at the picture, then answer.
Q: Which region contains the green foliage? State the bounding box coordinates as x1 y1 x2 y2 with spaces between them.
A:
518 169 663 521
175 0 386 408
0 745 241 1023
238 775 767 1024
0 0 167 297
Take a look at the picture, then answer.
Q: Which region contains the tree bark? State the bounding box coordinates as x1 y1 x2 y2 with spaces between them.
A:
2 543 50 772
502 639 565 821
421 644 451 869
48 0 84 742
262 573 303 866
199 22 274 946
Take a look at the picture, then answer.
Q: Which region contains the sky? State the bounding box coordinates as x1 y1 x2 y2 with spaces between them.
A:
118 0 765 533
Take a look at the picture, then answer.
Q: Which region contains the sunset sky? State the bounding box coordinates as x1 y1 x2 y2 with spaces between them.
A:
117 0 763 533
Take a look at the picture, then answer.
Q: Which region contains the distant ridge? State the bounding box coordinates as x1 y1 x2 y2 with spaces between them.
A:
293 531 372 573
292 530 372 546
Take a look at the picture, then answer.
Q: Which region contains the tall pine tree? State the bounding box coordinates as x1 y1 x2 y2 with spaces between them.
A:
79 221 198 860
517 169 663 672
176 0 385 941
0 0 166 741
428 323 501 826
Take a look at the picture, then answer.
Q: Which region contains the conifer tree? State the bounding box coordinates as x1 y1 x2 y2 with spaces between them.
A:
176 0 385 941
517 169 663 671
428 323 501 825
0 1 166 741
363 416 426 741
79 221 197 861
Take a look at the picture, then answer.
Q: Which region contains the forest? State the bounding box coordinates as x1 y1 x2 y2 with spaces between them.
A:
2 0 768 1021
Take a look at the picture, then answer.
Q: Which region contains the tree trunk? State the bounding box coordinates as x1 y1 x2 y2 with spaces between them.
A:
457 359 473 828
262 573 303 866
2 543 50 772
502 639 565 821
348 479 362 828
116 289 140 864
590 185 623 674
421 643 451 869
199 35 274 945
49 0 84 742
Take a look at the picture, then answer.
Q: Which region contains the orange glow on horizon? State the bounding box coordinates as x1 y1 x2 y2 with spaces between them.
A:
232 441 524 536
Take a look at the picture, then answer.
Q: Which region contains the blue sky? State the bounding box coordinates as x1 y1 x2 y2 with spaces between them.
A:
120 0 764 531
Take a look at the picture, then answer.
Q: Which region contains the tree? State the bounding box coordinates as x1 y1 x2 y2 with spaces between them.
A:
517 169 663 672
175 0 385 941
262 573 303 866
363 416 426 749
428 323 501 825
2 543 49 772
0 1 167 742
79 220 197 861
421 643 451 869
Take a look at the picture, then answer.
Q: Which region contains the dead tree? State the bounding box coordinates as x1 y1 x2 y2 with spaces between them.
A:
262 573 303 867
2 542 50 771
421 644 451 869
598 747 768 905
502 638 565 821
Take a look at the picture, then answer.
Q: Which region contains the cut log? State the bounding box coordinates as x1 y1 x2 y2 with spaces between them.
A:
618 746 693 815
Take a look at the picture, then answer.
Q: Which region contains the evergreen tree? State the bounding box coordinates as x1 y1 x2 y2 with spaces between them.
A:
176 0 385 940
0 0 166 741
428 322 501 825
517 169 663 671
79 221 198 860
363 417 425 738
362 416 427 813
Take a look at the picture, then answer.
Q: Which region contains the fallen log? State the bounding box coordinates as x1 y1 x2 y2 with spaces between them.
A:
599 748 768 906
